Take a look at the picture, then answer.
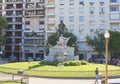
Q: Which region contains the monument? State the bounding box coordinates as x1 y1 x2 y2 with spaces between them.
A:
44 21 79 62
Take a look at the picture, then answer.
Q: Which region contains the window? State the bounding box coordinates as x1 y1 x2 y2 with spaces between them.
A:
79 25 84 32
26 0 31 2
99 0 104 5
110 23 119 31
79 7 84 13
69 25 74 31
59 8 64 14
99 7 105 14
79 0 84 5
59 0 64 5
110 14 119 20
69 0 74 5
110 0 118 3
79 44 85 49
79 34 86 41
25 21 30 25
89 16 94 22
79 16 84 22
100 16 105 22
26 3 34 8
69 8 74 13
36 3 44 8
60 16 64 21
110 6 119 12
89 7 94 14
99 24 105 30
89 0 94 5
69 16 74 22
39 21 44 24
89 25 94 32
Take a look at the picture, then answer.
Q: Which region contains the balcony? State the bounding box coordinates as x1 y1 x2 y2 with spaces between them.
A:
47 3 55 8
47 20 55 24
46 28 56 33
4 1 23 4
46 12 55 16
110 19 120 23
109 2 119 5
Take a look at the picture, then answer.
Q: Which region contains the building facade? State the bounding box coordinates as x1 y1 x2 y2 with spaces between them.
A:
46 0 120 60
0 0 2 16
1 0 120 61
3 0 45 61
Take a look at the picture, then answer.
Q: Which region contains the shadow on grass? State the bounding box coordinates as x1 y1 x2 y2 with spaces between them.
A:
28 64 52 70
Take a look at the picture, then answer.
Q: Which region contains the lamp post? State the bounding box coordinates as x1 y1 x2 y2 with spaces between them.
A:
0 51 2 58
33 44 36 60
104 31 110 84
19 43 22 62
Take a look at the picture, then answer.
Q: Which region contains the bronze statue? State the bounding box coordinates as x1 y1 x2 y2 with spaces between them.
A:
57 21 67 36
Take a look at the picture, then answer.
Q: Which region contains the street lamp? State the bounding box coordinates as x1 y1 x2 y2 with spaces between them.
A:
104 31 110 84
33 45 36 60
19 43 22 62
0 51 2 58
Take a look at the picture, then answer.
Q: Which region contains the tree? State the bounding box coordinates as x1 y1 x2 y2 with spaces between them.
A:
109 31 120 58
87 30 120 58
0 16 8 44
86 32 105 56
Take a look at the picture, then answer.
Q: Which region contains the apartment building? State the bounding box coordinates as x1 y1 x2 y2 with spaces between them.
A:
0 0 2 16
2 0 120 61
3 0 45 61
47 0 120 60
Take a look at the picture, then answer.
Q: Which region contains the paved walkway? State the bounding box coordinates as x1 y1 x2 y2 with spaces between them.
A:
0 72 120 84
29 77 120 84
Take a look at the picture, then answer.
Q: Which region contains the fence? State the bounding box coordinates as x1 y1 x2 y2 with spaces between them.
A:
0 66 120 78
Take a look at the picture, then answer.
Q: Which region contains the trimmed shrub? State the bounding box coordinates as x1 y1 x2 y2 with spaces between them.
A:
63 61 81 66
81 61 88 65
40 60 58 66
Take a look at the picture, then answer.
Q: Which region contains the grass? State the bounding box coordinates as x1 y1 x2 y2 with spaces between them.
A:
0 62 120 77
0 81 21 84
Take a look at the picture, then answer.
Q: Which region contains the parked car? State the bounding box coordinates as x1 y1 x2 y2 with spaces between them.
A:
116 60 120 66
10 55 17 62
36 57 41 61
28 57 33 62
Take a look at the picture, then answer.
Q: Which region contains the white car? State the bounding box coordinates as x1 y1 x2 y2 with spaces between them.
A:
117 61 120 66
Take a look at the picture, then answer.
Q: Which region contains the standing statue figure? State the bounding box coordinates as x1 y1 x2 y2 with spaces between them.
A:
74 42 79 56
58 20 67 36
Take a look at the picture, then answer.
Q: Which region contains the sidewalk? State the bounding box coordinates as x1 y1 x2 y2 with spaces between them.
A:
0 72 120 84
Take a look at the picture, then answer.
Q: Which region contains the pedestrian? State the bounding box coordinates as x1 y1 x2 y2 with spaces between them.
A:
95 68 99 84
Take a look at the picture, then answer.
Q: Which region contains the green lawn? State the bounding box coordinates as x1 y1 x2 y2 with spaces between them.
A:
0 62 120 77
0 81 21 84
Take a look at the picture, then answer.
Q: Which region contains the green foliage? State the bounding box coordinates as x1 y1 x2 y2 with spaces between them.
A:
47 22 77 46
48 33 58 46
40 60 58 66
0 16 8 44
87 30 120 58
0 16 8 31
109 31 120 56
86 32 105 55
81 61 88 65
62 61 81 66
67 33 77 47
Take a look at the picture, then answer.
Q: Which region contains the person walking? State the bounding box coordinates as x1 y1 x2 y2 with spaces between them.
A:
95 68 99 84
